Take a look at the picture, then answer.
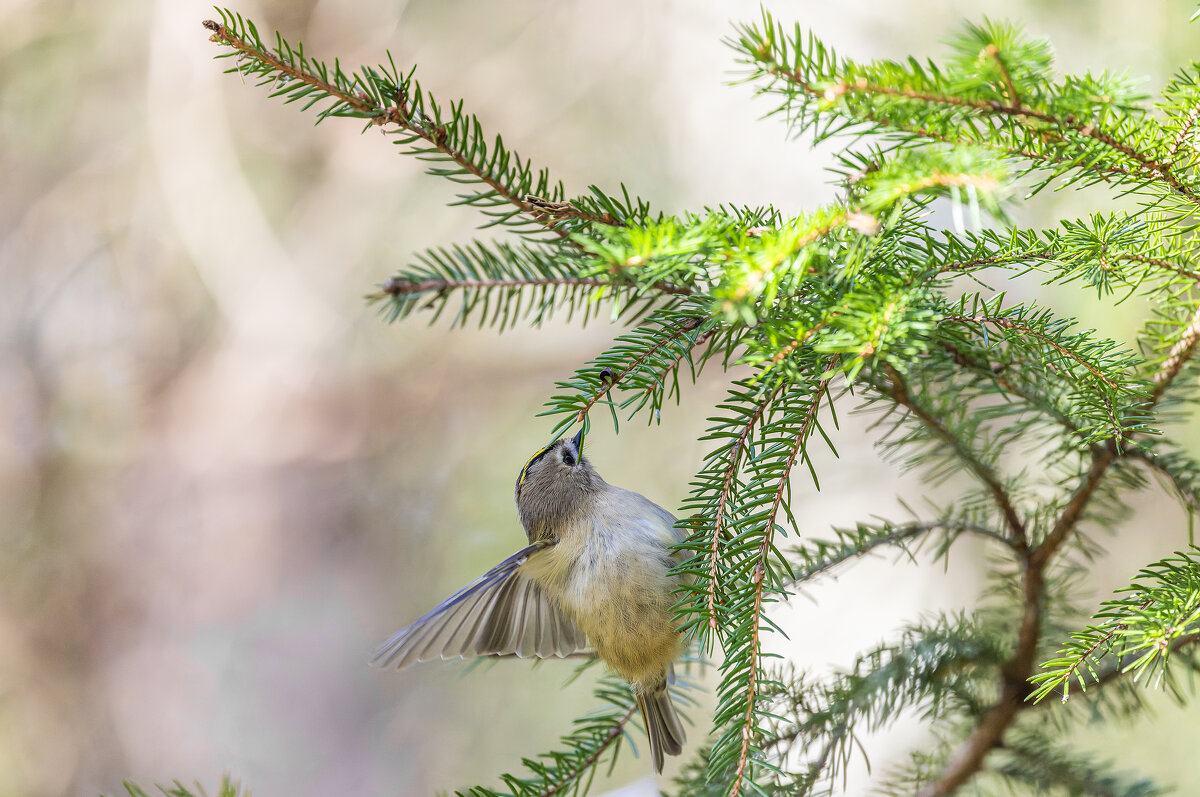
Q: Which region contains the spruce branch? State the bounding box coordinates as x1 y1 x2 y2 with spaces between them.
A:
532 706 638 797
368 239 696 330
728 367 833 797
1030 549 1200 704
1150 302 1200 404
202 14 626 239
202 8 1200 796
540 310 714 435
704 378 788 637
788 519 1018 587
734 14 1198 203
918 447 1115 795
882 364 1029 548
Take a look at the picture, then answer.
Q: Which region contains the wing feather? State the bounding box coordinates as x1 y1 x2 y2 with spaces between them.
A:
371 543 587 668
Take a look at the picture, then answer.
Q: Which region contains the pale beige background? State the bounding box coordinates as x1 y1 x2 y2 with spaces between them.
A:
2 1 1197 796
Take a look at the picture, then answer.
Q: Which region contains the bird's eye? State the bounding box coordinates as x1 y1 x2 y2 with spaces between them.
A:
562 451 576 466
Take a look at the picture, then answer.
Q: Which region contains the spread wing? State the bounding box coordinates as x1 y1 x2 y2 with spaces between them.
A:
370 542 588 669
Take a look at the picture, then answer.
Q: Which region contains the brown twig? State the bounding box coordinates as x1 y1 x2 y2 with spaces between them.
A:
572 317 703 424
730 369 833 797
202 19 614 237
376 275 695 300
538 705 638 797
985 44 1020 107
883 364 1029 549
1151 303 1200 405
707 379 788 631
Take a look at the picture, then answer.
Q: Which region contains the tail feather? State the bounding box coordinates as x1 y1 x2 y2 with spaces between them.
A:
636 685 686 773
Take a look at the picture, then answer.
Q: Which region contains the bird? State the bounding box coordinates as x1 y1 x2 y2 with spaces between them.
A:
371 428 688 773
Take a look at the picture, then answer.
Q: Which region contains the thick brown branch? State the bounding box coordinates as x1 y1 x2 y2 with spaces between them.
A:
1031 445 1117 569
924 307 1200 789
921 443 1115 796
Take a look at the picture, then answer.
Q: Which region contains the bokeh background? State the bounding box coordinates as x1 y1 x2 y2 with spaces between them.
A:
3 1 1199 795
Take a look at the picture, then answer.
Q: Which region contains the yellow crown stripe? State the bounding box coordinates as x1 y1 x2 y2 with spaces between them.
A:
517 445 553 487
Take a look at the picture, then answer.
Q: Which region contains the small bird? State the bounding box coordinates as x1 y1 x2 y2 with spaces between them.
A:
372 429 688 772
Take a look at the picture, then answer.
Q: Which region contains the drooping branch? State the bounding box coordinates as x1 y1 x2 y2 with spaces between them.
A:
883 365 1029 549
707 379 787 632
201 19 615 236
730 372 832 797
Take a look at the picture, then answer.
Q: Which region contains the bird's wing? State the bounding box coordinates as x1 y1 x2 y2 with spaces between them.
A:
370 542 588 669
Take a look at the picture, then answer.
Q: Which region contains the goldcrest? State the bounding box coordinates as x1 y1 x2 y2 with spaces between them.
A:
372 429 687 772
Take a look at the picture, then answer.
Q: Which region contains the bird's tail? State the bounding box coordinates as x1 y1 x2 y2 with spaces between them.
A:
636 683 686 773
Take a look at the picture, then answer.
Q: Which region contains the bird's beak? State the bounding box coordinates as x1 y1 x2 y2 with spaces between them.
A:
571 428 584 452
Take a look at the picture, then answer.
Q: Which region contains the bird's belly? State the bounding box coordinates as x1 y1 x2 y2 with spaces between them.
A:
556 538 683 684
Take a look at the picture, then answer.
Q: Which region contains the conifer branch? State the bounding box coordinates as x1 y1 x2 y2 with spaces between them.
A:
986 44 1020 106
794 75 1197 203
730 371 832 797
1046 631 1200 700
789 520 1017 587
1032 445 1118 569
1169 105 1200 160
920 569 1043 796
202 9 1200 795
856 109 1134 186
536 706 637 797
926 442 1119 792
379 275 694 299
571 316 705 425
1150 302 1200 404
202 17 619 238
883 365 1029 548
707 379 788 632
943 315 1119 389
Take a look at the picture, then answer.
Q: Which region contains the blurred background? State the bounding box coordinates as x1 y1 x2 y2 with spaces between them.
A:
3 1 1199 795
